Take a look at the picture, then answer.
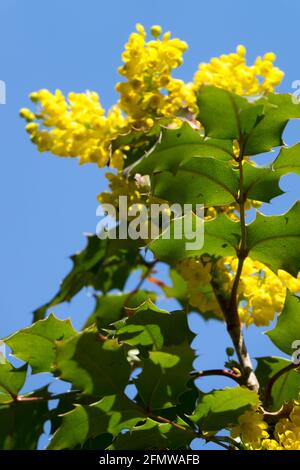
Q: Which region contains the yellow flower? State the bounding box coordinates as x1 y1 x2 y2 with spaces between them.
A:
231 396 300 450
22 89 128 167
175 253 300 326
116 24 197 128
194 45 284 95
231 409 269 449
22 27 284 172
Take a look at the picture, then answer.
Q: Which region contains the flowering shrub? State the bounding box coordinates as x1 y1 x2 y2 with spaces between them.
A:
2 25 300 450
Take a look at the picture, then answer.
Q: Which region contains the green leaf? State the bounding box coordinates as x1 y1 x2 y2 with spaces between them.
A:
149 213 240 263
114 128 160 169
131 123 233 176
244 93 300 156
108 418 192 450
273 142 300 176
163 269 188 302
246 202 300 276
0 362 27 403
4 314 77 373
114 301 194 350
49 394 146 450
150 157 239 206
84 291 156 329
33 235 144 321
197 86 253 139
243 163 284 203
0 400 49 449
136 342 195 410
266 293 300 355
197 88 300 157
129 122 239 207
55 333 130 397
190 387 259 432
256 356 300 410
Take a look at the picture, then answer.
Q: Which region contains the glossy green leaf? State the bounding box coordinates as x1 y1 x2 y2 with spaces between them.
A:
190 387 259 431
273 142 300 175
266 293 300 355
136 342 195 410
0 362 27 403
108 418 192 450
4 314 77 373
131 123 233 176
244 93 300 155
197 86 253 139
49 394 145 450
55 333 130 397
243 163 284 203
33 235 143 321
84 291 156 329
247 202 300 276
0 400 49 449
114 300 194 349
256 356 300 410
149 213 240 263
150 157 238 206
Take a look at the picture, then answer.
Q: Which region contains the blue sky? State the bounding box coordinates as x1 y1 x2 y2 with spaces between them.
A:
1 0 300 450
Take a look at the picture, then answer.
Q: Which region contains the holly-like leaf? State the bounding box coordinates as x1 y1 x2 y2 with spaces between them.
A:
190 387 259 432
114 301 194 350
266 293 300 355
108 418 192 450
150 157 239 206
256 356 300 410
149 213 240 263
4 314 77 373
33 235 144 321
114 127 160 169
0 362 27 403
197 86 256 140
243 163 284 203
197 87 300 157
0 400 49 449
244 94 300 156
48 394 146 450
129 122 239 207
246 202 300 276
54 333 130 397
84 291 156 329
131 123 233 176
136 342 195 411
273 142 300 176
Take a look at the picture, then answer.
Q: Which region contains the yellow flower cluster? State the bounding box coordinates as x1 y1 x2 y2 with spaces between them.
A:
230 257 300 327
262 400 300 450
231 409 269 449
176 256 300 326
232 397 300 450
20 90 128 168
194 45 284 95
116 23 197 128
21 25 284 170
176 257 223 317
